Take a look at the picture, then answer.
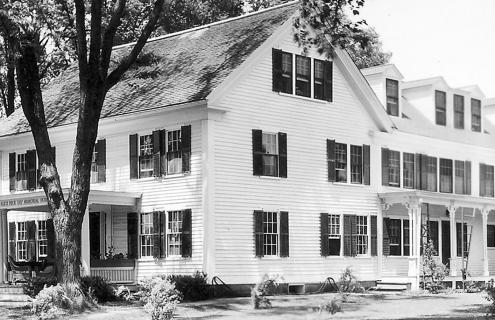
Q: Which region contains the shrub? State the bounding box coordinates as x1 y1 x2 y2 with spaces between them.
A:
80 276 116 303
250 274 281 309
31 283 95 320
338 267 364 293
421 240 448 293
144 278 182 320
319 296 342 315
485 279 495 315
167 271 209 301
24 277 58 298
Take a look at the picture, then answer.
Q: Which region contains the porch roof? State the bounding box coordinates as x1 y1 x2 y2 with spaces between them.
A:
378 190 495 212
0 189 141 210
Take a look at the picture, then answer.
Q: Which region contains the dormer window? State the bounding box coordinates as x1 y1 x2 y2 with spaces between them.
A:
435 90 446 126
386 79 399 116
471 98 481 132
453 94 464 129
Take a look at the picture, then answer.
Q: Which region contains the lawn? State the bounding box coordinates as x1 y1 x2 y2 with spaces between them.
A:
0 291 491 319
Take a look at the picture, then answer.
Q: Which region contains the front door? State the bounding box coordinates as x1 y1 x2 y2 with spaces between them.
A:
441 220 450 266
89 212 100 259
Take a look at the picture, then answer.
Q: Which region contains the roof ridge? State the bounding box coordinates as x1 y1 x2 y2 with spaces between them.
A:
113 1 299 50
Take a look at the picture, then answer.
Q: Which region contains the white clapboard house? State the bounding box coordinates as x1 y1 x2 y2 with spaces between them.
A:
1 2 495 291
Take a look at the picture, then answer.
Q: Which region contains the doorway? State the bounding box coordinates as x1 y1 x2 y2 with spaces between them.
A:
89 212 100 259
441 220 450 267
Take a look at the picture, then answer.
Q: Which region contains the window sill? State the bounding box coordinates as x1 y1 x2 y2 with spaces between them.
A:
132 172 190 182
332 182 367 188
257 175 284 180
277 92 330 104
138 256 190 262
256 255 285 259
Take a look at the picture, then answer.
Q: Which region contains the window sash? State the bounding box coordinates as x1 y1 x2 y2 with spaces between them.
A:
139 135 154 178
403 153 415 189
439 158 453 193
38 220 48 258
435 90 446 125
427 157 437 192
386 79 399 116
140 213 154 257
328 214 340 238
295 55 311 97
263 212 278 256
482 165 495 197
350 145 362 184
454 94 464 129
454 160 465 194
356 215 368 255
17 222 27 261
471 98 481 132
335 143 347 183
167 211 183 256
388 150 400 186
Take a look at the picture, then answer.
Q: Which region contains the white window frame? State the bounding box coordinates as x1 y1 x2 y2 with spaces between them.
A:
16 222 28 261
356 215 368 255
37 220 48 258
262 211 279 257
166 129 183 175
328 213 342 256
261 132 279 177
167 210 183 256
140 213 154 257
139 134 154 178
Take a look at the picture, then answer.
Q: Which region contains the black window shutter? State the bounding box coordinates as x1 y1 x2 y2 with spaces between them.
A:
26 149 37 190
371 216 377 256
278 132 287 178
96 139 106 183
421 154 428 191
27 220 37 261
127 212 138 259
363 144 370 185
160 130 167 176
414 153 421 189
46 219 56 259
152 211 161 258
272 49 283 92
403 220 410 256
8 222 16 258
320 213 330 256
181 125 192 173
152 130 161 177
129 134 139 179
383 218 390 256
323 61 333 102
279 211 289 257
252 130 263 176
254 210 264 257
9 152 16 192
181 209 192 258
465 161 471 195
343 214 355 256
327 139 336 182
381 148 390 186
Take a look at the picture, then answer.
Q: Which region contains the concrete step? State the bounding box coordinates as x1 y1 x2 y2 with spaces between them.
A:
0 293 31 302
0 285 24 294
375 281 409 291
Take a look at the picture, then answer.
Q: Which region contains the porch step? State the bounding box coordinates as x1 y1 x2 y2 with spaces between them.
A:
0 285 30 302
375 281 409 292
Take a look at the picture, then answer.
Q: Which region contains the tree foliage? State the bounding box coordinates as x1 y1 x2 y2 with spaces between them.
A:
345 26 391 69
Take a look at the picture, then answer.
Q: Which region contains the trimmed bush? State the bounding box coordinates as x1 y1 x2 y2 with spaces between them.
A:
251 274 280 309
24 277 58 298
319 296 343 315
338 267 364 293
167 271 209 301
80 275 116 303
31 283 95 320
485 279 495 315
144 278 182 320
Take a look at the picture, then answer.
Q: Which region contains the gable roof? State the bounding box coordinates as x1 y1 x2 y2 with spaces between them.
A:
360 64 404 80
0 2 298 137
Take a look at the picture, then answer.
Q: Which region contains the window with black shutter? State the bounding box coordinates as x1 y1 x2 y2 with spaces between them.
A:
426 156 438 192
388 219 401 256
454 94 464 129
480 163 495 197
403 153 415 189
471 98 481 132
252 130 287 178
457 222 468 257
91 139 106 183
435 90 447 126
386 79 399 116
254 210 288 257
382 148 400 187
272 49 292 94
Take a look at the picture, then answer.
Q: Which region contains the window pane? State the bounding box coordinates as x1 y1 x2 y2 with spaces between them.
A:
388 150 400 186
439 158 453 193
386 79 399 116
356 215 368 255
167 129 182 174
281 52 292 94
403 153 415 189
261 133 278 177
263 212 278 256
471 98 481 132
454 94 464 129
140 213 154 257
295 55 310 97
454 160 465 194
167 211 183 256
335 143 347 183
435 90 446 126
350 145 362 184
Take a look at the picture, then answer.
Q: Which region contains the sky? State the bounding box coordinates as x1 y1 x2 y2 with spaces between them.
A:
360 0 495 97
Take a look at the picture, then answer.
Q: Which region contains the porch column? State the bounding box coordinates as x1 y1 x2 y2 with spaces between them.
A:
377 201 385 279
81 206 90 276
0 210 7 283
482 208 489 277
448 203 457 276
405 199 422 290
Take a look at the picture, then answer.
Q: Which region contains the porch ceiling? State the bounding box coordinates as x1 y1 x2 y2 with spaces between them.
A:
378 190 495 211
0 189 141 210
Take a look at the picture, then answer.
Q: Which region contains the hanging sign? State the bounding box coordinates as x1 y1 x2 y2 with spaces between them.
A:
0 196 48 209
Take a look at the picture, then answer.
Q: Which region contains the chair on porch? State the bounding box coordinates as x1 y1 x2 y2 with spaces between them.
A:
7 256 31 283
36 258 57 279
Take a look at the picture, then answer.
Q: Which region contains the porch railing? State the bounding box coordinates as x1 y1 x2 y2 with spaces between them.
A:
89 259 136 284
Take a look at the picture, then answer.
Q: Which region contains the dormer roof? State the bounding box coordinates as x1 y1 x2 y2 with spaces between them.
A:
360 64 404 80
457 85 485 98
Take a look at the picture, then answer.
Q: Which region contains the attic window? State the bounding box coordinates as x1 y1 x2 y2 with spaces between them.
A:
453 94 464 129
471 98 481 132
386 79 399 116
435 90 447 126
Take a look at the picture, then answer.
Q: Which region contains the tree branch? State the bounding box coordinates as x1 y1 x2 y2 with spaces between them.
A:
105 0 165 90
88 0 103 74
74 0 88 78
100 0 127 74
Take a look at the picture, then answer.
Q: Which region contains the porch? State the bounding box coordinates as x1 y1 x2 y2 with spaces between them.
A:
378 190 495 289
0 190 141 284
